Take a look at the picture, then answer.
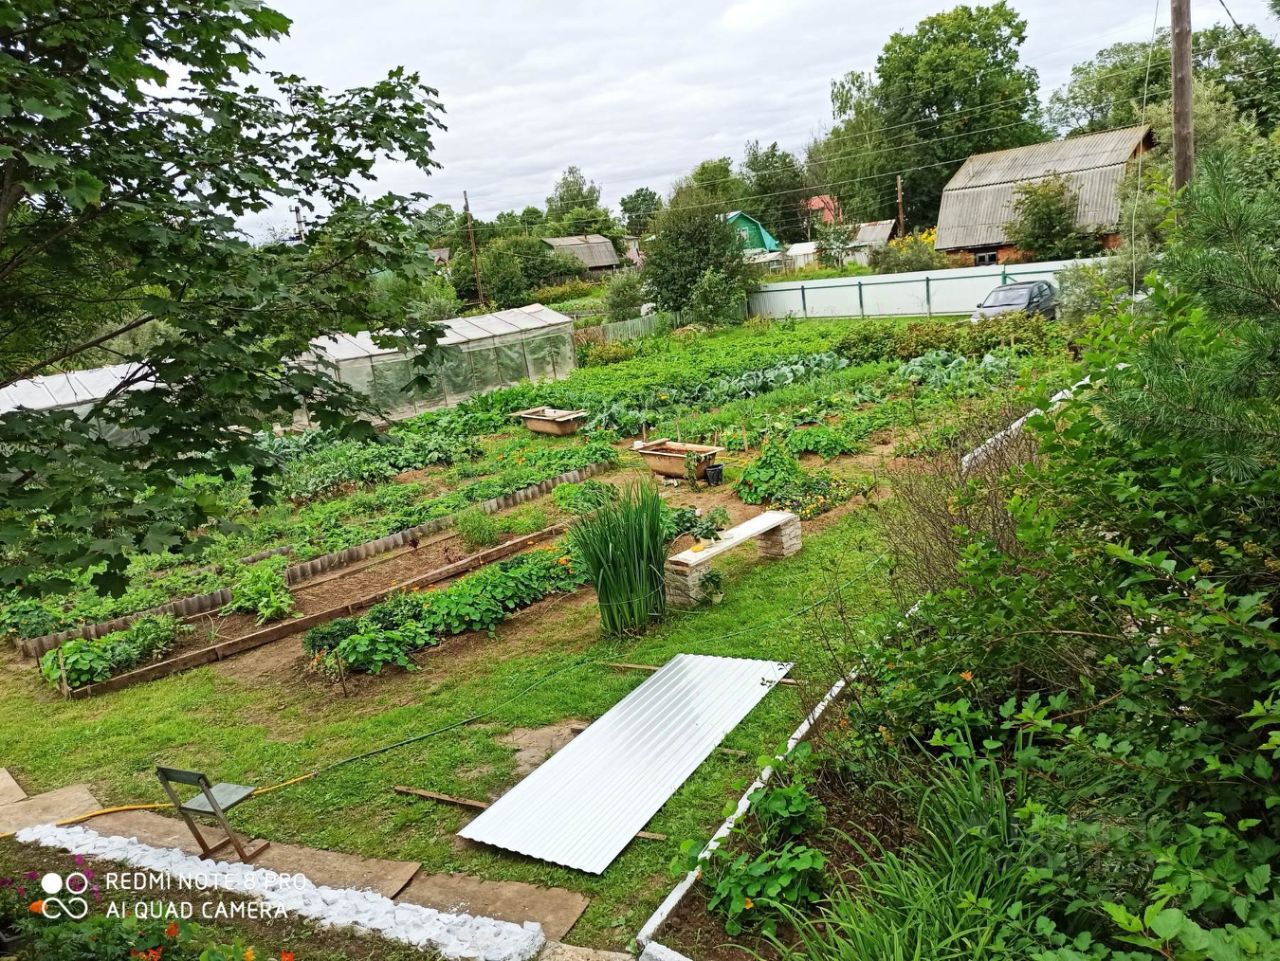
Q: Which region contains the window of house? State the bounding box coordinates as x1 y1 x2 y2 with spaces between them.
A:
974 250 997 266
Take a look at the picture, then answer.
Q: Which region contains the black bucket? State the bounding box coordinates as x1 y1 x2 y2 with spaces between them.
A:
704 462 725 486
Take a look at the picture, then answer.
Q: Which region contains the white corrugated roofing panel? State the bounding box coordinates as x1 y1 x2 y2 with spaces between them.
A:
458 654 792 874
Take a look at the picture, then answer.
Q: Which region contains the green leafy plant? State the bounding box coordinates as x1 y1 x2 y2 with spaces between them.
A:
747 747 827 841
696 842 827 936
310 551 585 675
552 479 618 515
221 555 294 624
39 615 182 689
23 913 256 961
568 483 668 636
301 615 360 657
455 507 502 550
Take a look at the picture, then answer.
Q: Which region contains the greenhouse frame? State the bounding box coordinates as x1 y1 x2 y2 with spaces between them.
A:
299 304 577 424
1 305 577 429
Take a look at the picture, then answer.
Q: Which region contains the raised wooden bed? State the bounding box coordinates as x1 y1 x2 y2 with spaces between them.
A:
62 520 575 699
636 439 725 479
512 406 589 436
18 461 612 659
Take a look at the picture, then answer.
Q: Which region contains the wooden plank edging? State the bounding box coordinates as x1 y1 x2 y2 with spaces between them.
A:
65 519 576 698
18 461 611 659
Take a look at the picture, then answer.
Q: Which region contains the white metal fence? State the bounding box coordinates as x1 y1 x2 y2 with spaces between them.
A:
747 257 1101 320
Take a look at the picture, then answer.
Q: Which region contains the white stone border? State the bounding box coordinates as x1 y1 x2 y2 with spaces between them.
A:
17 824 544 961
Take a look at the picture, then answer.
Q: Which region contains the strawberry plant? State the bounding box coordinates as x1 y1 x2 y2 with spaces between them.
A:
39 615 183 689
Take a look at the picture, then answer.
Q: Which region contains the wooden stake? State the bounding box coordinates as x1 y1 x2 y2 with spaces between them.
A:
394 786 668 840
605 661 799 686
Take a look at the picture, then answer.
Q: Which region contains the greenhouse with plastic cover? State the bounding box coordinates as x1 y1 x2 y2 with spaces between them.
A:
297 304 577 424
1 305 577 428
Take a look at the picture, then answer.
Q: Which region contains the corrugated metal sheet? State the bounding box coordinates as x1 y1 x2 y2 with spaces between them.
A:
542 234 620 269
854 219 896 246
458 654 792 874
935 126 1150 251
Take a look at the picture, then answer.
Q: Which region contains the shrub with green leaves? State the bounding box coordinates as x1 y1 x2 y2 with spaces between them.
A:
603 270 646 324
39 615 182 689
220 555 294 624
583 341 636 366
835 321 903 363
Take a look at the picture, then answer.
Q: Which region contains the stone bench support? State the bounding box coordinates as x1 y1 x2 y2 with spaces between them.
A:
664 510 802 609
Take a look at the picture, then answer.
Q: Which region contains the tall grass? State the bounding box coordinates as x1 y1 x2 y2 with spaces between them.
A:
780 759 1039 961
568 483 667 636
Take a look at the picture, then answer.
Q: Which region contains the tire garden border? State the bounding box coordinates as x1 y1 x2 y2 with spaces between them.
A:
17 462 612 659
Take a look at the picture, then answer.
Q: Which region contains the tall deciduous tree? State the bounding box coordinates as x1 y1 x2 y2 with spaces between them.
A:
0 1 446 593
642 196 748 313
874 2 1043 226
741 141 807 243
619 187 662 235
1049 26 1280 137
670 157 746 212
545 166 601 221
807 71 894 225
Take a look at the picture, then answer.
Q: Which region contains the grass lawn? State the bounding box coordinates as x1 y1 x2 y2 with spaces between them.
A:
0 504 889 948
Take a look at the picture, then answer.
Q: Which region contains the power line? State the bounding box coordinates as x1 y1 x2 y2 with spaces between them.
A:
454 54 1278 246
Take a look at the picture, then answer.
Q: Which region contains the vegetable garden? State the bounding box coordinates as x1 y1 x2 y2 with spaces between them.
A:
2 310 1080 947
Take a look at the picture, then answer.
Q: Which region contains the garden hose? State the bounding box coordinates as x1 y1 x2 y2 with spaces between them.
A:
1 654 609 841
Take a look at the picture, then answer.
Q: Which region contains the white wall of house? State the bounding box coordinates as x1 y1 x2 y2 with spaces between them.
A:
748 257 1101 319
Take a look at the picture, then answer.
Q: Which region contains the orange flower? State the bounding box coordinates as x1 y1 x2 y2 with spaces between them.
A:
281 953 296 961
243 950 256 961
166 921 179 938
743 897 754 910
28 899 43 914
960 670 974 682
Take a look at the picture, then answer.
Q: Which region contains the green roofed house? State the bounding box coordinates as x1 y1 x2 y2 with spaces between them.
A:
725 211 780 253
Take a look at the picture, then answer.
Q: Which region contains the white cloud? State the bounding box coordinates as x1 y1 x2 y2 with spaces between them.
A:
719 0 789 32
239 0 1277 234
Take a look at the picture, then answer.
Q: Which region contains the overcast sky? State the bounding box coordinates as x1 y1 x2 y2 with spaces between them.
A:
250 0 1277 231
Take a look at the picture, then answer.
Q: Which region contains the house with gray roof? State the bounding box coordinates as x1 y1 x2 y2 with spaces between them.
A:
934 125 1153 264
541 234 621 272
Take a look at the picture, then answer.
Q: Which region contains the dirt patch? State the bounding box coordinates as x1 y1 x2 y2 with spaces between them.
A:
498 719 588 781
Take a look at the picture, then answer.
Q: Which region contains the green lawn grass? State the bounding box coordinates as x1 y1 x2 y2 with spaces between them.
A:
0 508 888 948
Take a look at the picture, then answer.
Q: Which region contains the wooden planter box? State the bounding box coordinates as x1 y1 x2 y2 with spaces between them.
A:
513 406 590 436
636 439 725 479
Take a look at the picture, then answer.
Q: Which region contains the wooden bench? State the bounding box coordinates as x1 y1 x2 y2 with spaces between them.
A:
664 510 802 608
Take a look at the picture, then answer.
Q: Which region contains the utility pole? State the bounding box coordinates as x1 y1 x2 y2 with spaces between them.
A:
1171 0 1195 190
291 205 306 241
463 190 484 304
895 175 906 237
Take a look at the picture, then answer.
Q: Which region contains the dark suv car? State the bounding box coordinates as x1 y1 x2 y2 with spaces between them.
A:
970 280 1057 322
